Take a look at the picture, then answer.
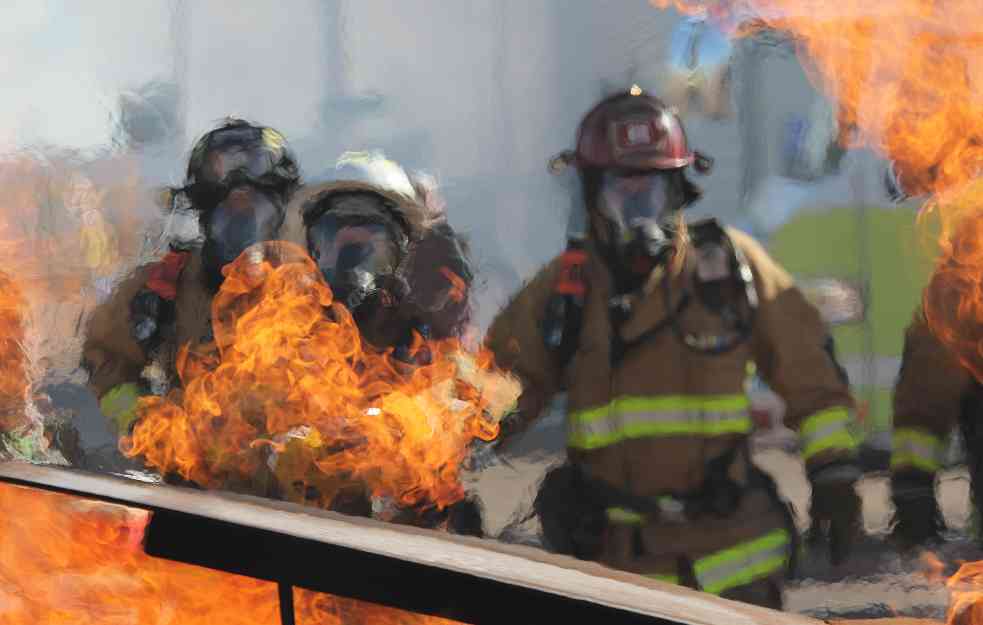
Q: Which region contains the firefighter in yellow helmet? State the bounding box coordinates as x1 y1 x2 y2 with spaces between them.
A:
484 89 861 608
269 151 486 535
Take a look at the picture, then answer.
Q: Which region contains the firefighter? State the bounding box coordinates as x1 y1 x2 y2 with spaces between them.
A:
273 151 483 534
890 309 977 548
82 118 302 443
484 89 861 608
295 152 473 353
63 172 121 303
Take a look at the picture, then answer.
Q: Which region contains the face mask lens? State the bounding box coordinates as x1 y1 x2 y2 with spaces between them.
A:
599 172 672 226
205 187 282 265
307 214 396 287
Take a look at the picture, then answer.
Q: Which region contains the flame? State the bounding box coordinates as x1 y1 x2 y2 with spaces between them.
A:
439 267 467 304
294 590 461 625
121 241 519 512
0 481 280 625
947 561 983 625
921 550 948 585
921 181 983 381
651 0 983 200
0 481 463 624
0 270 29 433
0 151 150 397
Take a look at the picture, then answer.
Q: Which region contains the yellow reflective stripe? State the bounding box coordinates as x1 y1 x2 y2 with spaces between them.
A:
570 395 750 424
100 383 142 435
606 507 646 525
694 529 790 595
646 573 680 585
891 428 945 473
567 395 751 450
800 407 857 461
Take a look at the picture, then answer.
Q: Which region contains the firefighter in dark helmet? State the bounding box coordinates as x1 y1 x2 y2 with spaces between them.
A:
83 118 302 448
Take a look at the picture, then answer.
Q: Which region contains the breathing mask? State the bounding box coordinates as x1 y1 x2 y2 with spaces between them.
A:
595 170 677 281
199 185 285 291
304 191 408 320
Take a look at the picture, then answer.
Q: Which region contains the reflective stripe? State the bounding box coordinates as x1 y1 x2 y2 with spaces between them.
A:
100 383 142 435
799 407 857 461
891 428 945 473
568 395 751 450
646 573 680 585
606 507 646 525
693 529 790 595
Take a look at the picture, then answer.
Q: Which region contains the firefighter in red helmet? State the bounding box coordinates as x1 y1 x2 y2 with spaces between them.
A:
484 89 861 608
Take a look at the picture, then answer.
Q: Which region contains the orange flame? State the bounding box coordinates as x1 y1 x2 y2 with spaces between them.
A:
0 481 279 625
921 181 983 382
947 560 983 625
652 0 983 200
0 151 150 400
0 270 29 433
121 241 518 512
439 267 467 304
294 590 461 625
647 1 983 378
0 481 463 624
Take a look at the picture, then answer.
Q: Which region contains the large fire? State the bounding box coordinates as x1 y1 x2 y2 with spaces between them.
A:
0 152 148 462
121 241 518 513
0 481 461 624
0 270 29 434
648 1 983 376
651 0 983 200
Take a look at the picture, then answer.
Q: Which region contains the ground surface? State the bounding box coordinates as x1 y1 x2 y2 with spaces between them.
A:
468 405 979 622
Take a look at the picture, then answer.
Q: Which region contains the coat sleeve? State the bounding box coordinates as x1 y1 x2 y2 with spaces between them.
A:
731 230 858 471
483 260 563 443
891 310 972 476
82 265 152 401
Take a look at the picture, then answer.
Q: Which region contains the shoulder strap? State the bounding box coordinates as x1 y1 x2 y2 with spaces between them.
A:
542 241 588 372
145 248 191 301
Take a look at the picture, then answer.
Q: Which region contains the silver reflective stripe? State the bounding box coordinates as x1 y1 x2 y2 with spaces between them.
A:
583 408 749 435
799 408 856 461
568 396 751 450
693 529 790 595
891 428 945 473
802 421 846 447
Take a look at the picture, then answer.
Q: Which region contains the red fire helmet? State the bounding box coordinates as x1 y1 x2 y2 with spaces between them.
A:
575 89 695 171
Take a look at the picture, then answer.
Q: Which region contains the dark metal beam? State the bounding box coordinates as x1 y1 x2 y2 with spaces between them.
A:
144 508 666 625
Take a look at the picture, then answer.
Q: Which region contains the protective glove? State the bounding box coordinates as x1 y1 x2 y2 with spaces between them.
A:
890 470 945 549
446 495 485 537
534 463 607 560
807 461 862 566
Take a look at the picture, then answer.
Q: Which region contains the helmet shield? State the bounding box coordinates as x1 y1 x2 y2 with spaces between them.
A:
597 170 675 231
